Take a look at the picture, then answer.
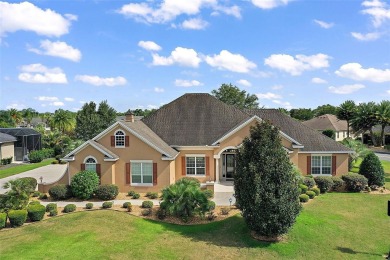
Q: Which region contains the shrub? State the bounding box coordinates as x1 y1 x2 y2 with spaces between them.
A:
49 184 72 200
32 191 41 197
220 208 230 215
49 209 58 217
132 193 140 199
203 190 214 199
127 190 136 196
359 153 385 186
28 150 44 163
102 201 113 209
299 184 308 194
141 201 153 208
141 209 152 216
342 174 368 192
149 192 158 199
0 213 6 229
0 179 32 211
206 201 216 211
95 184 119 200
310 187 320 196
303 177 316 189
27 204 46 221
45 203 57 212
127 203 132 212
122 202 131 209
63 204 76 213
306 191 316 199
314 176 334 193
85 203 94 209
331 176 345 191
51 160 59 165
39 194 48 200
70 171 99 200
178 177 200 186
29 201 41 206
207 211 216 221
156 208 167 220
8 209 27 227
145 192 152 197
19 177 37 191
299 194 310 203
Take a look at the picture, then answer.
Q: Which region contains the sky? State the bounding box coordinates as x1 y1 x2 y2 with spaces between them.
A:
0 0 389 113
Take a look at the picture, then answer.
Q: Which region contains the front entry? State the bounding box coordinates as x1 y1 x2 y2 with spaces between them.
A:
222 153 235 181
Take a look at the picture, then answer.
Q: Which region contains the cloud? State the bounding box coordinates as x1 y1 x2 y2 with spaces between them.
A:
335 63 390 82
251 0 293 9
64 97 75 102
256 92 282 100
49 101 65 106
154 87 164 93
181 18 208 30
212 5 241 18
28 40 81 62
361 0 390 27
272 85 283 90
264 53 330 76
351 32 381 41
328 84 365 94
272 100 293 110
387 90 390 95
237 79 251 87
311 77 328 84
6 103 25 110
175 79 203 87
0 2 75 38
205 50 257 73
75 75 127 86
18 64 67 84
152 47 201 67
313 19 334 29
36 96 59 101
138 40 162 51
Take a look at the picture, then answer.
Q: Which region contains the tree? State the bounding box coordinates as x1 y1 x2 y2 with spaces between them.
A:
322 129 335 139
336 100 356 138
211 83 259 109
359 153 385 186
97 100 117 129
0 178 35 212
290 108 314 121
0 110 15 127
374 100 390 146
50 109 75 134
21 108 38 125
70 171 100 200
341 138 370 170
8 108 22 125
313 104 337 117
351 102 378 146
234 121 301 240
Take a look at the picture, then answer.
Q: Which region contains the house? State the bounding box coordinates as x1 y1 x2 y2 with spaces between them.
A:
0 128 41 161
44 93 352 193
302 114 358 141
0 133 17 163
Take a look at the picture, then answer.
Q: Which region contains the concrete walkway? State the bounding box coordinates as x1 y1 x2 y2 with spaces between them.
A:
0 164 67 194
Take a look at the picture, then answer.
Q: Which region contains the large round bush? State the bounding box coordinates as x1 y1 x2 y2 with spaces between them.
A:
8 209 28 227
49 184 72 200
358 153 385 186
27 204 46 222
95 184 119 200
28 150 44 163
313 176 334 193
342 173 368 192
70 171 100 200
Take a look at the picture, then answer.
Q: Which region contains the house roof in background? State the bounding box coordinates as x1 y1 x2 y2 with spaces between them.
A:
302 114 348 132
0 128 41 137
0 132 17 144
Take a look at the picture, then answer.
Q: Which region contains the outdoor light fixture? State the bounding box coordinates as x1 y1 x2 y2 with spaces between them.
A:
39 176 43 183
229 198 232 208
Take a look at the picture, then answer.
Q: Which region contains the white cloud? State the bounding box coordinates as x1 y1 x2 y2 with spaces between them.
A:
361 0 390 27
311 77 328 84
154 87 164 93
138 40 162 51
237 79 251 87
75 75 127 86
272 85 283 90
18 64 67 84
212 5 241 18
251 0 292 9
0 2 75 38
256 92 282 100
328 84 365 94
147 104 158 109
6 103 25 110
351 32 381 41
49 101 65 106
272 100 293 110
387 90 390 95
152 47 201 67
64 97 75 102
335 63 390 83
28 40 81 62
36 96 59 101
205 50 257 73
314 19 334 29
264 53 330 76
181 18 208 30
175 79 203 87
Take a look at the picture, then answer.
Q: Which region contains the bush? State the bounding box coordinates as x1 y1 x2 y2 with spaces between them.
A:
27 204 46 221
322 129 335 139
85 203 94 209
32 191 41 197
359 153 385 186
102 201 113 209
127 203 132 212
95 184 119 200
303 177 316 189
331 176 345 191
156 208 167 220
70 171 100 200
310 187 320 196
41 148 54 159
141 209 152 216
306 191 316 199
0 213 6 229
178 177 200 186
141 201 153 208
63 204 76 213
45 203 57 212
149 192 158 199
132 193 140 199
342 173 368 192
299 184 308 194
122 202 131 209
220 208 230 215
51 160 59 164
8 209 28 227
145 192 152 197
203 190 214 199
29 201 41 206
299 194 310 203
39 194 48 200
207 211 216 221
49 184 72 200
207 201 216 211
314 176 334 193
127 190 136 196
29 150 44 163
19 177 37 191
49 209 58 217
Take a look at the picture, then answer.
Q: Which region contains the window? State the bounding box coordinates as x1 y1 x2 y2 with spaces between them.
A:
115 130 125 147
311 155 331 175
85 157 97 172
131 161 153 185
186 156 205 176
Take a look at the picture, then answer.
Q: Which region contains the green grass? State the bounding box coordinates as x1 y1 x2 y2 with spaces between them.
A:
1 192 389 259
0 159 55 179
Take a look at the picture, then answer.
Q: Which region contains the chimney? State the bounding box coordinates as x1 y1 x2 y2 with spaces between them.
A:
125 111 135 122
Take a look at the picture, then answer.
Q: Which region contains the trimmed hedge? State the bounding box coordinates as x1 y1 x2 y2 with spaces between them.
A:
102 202 113 209
49 209 58 217
8 210 28 227
132 193 140 199
49 184 72 200
0 213 6 229
299 194 309 203
28 150 44 163
95 184 119 200
45 203 57 212
314 176 334 193
63 204 76 213
141 201 153 208
331 176 345 191
122 202 131 208
70 171 99 200
310 187 320 196
359 153 385 186
306 191 316 199
149 192 158 199
299 184 308 194
141 209 152 216
127 190 136 196
303 176 316 189
86 203 94 209
342 173 368 192
27 204 46 222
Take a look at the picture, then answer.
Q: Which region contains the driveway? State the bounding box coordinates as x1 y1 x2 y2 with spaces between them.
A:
0 164 67 194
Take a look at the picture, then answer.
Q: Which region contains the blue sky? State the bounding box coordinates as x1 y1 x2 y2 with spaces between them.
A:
1 0 389 113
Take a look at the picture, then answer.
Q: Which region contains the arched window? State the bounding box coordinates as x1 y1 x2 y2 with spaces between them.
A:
115 130 125 147
84 156 97 172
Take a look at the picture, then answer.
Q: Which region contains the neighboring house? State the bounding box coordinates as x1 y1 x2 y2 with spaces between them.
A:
51 94 352 193
302 114 358 141
0 128 41 161
0 133 17 162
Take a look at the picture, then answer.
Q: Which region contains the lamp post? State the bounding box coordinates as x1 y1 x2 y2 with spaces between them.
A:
229 198 232 209
39 176 43 184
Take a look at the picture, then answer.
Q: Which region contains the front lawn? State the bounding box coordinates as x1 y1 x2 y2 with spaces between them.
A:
1 192 389 259
0 159 55 179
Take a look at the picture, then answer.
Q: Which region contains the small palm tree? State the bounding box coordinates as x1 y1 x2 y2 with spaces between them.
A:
375 100 390 146
50 109 75 134
351 102 378 146
336 100 356 138
341 138 371 170
8 108 23 125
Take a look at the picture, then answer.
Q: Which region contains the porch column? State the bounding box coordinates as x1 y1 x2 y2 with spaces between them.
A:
214 155 220 183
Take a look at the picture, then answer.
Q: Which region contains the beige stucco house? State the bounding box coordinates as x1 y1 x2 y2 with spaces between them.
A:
48 94 352 193
0 133 16 163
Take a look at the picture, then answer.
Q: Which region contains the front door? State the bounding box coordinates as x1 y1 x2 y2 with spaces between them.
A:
224 154 235 181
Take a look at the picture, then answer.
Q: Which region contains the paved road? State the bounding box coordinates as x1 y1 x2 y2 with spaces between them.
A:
0 164 67 194
375 153 390 162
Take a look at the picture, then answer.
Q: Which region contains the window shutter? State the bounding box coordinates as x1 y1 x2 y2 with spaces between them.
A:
96 164 101 184
125 163 130 184
111 136 115 146
332 156 337 176
153 163 157 186
307 156 311 175
181 156 186 176
81 163 85 171
205 156 210 176
125 136 129 147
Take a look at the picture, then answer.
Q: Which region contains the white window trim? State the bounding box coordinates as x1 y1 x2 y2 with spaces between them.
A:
84 156 97 172
130 160 153 186
185 155 206 177
114 129 126 148
311 155 332 176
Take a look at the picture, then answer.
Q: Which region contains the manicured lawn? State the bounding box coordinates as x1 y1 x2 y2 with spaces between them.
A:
1 192 389 259
0 159 55 179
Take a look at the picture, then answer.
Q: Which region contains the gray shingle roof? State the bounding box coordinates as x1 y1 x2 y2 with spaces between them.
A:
0 133 17 143
302 114 348 131
0 128 41 137
90 141 119 159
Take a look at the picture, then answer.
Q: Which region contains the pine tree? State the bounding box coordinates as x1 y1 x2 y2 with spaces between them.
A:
359 153 385 186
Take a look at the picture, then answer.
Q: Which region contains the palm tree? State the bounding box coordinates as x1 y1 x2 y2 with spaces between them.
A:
8 108 23 125
375 100 390 146
341 138 371 170
351 102 378 146
336 100 356 138
50 109 75 134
